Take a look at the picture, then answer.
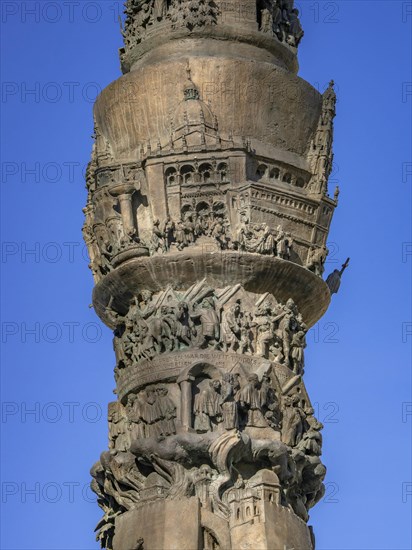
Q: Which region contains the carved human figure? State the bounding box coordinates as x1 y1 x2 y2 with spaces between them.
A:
211 217 228 249
140 387 163 438
163 216 175 251
175 301 195 346
297 416 323 456
175 220 187 250
281 394 305 446
149 219 166 255
138 290 156 319
105 296 126 369
287 9 304 46
133 323 158 362
113 326 127 372
108 402 129 451
255 301 276 358
194 213 205 238
285 233 294 260
306 245 329 276
239 374 267 428
290 330 307 374
183 214 195 245
276 298 299 366
122 317 137 364
220 373 241 430
276 226 290 259
158 305 178 352
221 300 242 352
260 7 272 33
193 380 222 432
156 386 177 436
259 374 281 429
96 237 113 274
272 0 282 38
239 312 255 355
256 223 276 255
234 221 248 251
126 393 146 440
326 257 350 295
191 297 220 349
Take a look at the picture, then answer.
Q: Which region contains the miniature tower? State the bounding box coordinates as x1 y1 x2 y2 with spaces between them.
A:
84 2 340 549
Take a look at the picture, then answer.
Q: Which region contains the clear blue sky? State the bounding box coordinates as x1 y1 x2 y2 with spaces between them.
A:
1 1 411 549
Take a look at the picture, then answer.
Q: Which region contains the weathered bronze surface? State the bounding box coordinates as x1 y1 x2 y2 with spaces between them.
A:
84 2 343 548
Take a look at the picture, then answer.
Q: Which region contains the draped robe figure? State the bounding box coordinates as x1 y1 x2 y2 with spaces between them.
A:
239 374 267 428
193 380 222 432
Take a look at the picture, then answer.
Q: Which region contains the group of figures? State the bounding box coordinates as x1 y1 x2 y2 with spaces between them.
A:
109 370 321 450
94 367 325 549
148 211 295 260
208 372 323 454
258 0 304 47
196 374 324 458
148 208 231 254
127 385 177 438
87 210 327 281
99 227 143 264
194 373 282 433
122 0 218 48
122 0 303 52
130 385 177 436
107 285 307 374
192 372 311 439
110 385 177 447
234 221 294 258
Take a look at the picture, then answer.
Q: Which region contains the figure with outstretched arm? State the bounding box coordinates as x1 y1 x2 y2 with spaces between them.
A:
326 257 350 295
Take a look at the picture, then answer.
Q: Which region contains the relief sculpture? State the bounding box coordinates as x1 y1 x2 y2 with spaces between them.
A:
86 1 344 547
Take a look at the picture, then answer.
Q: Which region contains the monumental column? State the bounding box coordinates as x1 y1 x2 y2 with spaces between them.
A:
84 1 341 548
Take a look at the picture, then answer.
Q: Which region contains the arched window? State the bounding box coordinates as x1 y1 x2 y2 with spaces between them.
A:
270 167 280 180
246 506 251 517
283 172 292 184
217 162 228 182
256 164 267 180
180 164 194 184
196 201 210 215
296 177 305 188
199 163 212 184
165 166 177 185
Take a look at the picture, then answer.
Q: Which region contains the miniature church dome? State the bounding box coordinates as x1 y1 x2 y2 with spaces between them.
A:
173 99 215 132
172 64 218 143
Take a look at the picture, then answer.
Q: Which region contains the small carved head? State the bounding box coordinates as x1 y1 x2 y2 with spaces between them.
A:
248 373 259 386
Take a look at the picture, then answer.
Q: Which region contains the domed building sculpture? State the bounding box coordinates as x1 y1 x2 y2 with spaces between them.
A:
171 65 219 146
84 1 344 549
